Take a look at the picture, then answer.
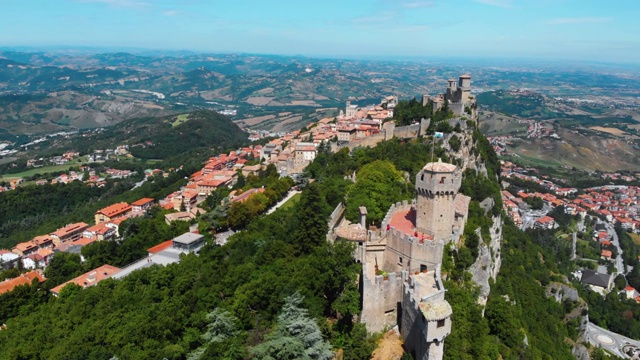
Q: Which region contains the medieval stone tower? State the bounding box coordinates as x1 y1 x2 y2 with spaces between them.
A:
415 159 462 242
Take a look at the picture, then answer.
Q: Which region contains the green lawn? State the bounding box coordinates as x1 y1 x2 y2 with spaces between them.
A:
0 164 78 180
507 151 563 168
280 193 301 210
172 114 190 127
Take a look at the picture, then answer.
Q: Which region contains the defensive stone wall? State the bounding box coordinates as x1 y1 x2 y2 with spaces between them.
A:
360 267 404 333
325 202 345 243
394 118 430 139
381 200 415 237
400 272 450 360
385 228 443 273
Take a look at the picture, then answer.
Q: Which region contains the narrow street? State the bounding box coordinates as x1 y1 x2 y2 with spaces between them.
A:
604 221 626 275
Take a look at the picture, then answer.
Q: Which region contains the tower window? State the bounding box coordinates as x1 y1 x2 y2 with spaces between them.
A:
439 176 446 184
437 319 446 328
399 256 403 264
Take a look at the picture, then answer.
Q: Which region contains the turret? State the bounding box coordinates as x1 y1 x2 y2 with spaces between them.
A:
414 159 461 241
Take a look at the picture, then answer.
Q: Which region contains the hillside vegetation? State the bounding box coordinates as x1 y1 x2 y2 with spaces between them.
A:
55 110 248 160
0 133 578 359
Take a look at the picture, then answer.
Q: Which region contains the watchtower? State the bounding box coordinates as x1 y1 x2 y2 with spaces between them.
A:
458 74 471 104
414 159 462 241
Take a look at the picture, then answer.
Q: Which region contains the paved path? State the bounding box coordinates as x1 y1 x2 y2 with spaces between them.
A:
604 222 625 275
266 190 301 215
572 232 577 261
586 322 640 359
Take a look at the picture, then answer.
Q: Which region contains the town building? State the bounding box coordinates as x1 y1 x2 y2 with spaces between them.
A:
50 222 89 244
0 270 45 295
111 232 204 280
581 270 613 294
95 202 132 224
131 198 155 216
50 265 121 296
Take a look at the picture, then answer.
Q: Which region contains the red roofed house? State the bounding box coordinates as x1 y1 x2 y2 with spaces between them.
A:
95 202 131 224
50 264 121 296
0 270 45 295
131 198 155 216
231 188 266 204
601 250 613 259
534 216 557 230
12 235 55 257
83 222 117 242
172 190 199 211
624 286 638 300
196 178 232 196
50 222 89 244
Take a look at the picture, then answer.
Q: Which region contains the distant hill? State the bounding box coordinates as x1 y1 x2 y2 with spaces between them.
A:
477 89 640 171
67 110 248 159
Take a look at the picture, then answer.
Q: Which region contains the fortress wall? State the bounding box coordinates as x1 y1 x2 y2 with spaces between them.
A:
325 202 345 243
394 123 421 139
384 228 442 274
360 268 404 333
401 278 448 360
381 200 415 237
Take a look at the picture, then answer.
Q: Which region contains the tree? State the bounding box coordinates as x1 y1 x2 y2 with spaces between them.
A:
345 160 406 226
228 202 251 230
292 183 329 255
44 252 83 288
251 292 333 360
233 171 246 190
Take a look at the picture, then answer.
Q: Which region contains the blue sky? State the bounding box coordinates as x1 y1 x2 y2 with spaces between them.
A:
1 0 639 62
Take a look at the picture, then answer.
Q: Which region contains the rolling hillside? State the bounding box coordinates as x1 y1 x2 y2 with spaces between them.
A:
54 110 248 159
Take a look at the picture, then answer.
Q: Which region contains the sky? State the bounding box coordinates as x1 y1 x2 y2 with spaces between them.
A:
1 0 639 63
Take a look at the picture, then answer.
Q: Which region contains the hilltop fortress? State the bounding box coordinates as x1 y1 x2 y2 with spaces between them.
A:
423 74 476 117
331 159 470 360
323 75 482 360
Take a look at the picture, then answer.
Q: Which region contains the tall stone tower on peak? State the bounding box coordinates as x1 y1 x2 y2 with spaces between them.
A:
415 158 462 241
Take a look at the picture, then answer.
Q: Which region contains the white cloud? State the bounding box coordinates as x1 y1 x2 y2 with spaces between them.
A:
75 0 150 9
163 10 178 16
548 17 613 25
399 1 435 8
473 0 512 8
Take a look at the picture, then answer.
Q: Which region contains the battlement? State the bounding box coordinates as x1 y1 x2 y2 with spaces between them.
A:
381 199 415 237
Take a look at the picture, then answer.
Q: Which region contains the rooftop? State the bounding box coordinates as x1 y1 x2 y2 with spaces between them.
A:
335 223 367 241
148 240 173 254
51 265 120 295
51 222 89 238
422 159 457 173
0 271 45 295
132 198 154 206
419 299 453 321
97 202 131 217
389 209 432 240
173 232 204 245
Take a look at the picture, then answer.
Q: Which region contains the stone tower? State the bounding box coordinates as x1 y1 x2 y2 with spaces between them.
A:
458 74 471 105
415 159 462 241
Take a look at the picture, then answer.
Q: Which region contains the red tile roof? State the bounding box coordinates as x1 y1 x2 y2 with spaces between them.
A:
96 202 131 218
131 198 154 207
51 222 89 239
50 265 120 295
0 271 45 295
147 240 173 254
